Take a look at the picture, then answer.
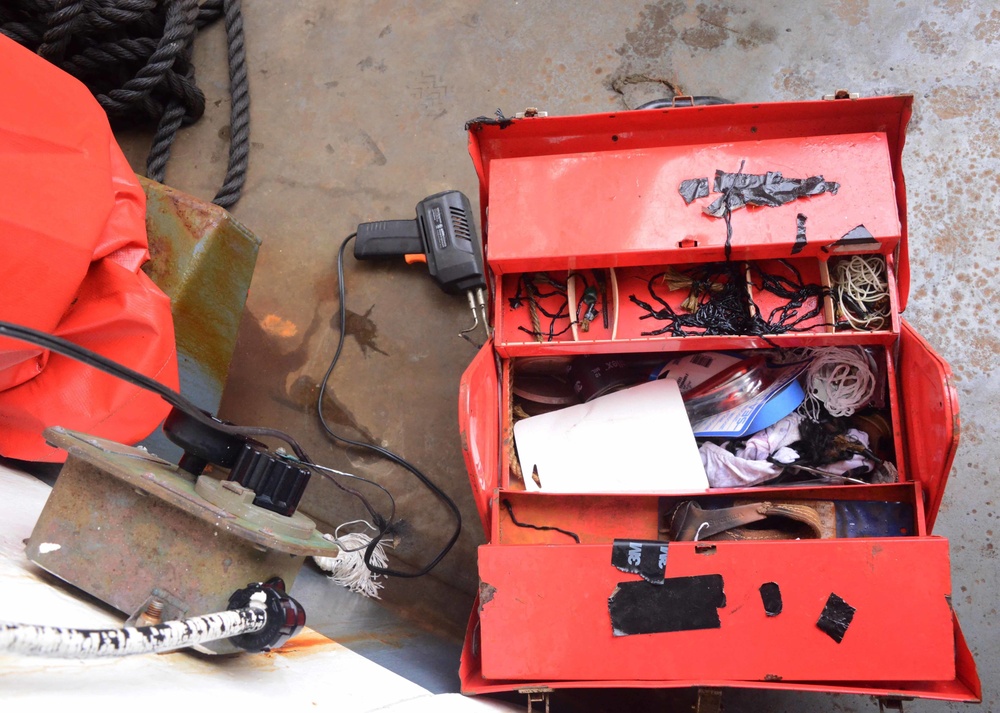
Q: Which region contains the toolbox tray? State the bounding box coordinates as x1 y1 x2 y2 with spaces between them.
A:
457 96 980 703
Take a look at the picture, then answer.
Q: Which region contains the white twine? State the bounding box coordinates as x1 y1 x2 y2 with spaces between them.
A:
799 347 877 418
834 255 890 331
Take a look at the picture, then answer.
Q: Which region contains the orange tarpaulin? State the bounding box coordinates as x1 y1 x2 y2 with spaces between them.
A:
0 36 178 462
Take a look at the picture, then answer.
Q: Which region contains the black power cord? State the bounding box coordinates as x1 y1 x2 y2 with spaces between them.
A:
316 234 462 578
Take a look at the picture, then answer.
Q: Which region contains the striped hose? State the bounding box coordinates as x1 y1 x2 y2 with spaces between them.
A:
0 606 266 658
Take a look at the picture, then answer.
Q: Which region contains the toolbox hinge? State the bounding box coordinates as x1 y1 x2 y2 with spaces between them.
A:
695 687 724 713
875 695 913 712
823 89 860 100
519 687 552 713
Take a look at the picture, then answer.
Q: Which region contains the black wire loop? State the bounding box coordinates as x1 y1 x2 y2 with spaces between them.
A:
315 234 463 578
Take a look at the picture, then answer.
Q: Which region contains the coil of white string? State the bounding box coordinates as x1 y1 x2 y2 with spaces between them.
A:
833 255 890 331
799 347 877 419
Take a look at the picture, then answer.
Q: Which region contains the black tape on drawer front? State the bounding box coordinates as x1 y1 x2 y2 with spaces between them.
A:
759 582 783 616
792 213 808 255
817 592 856 643
611 539 668 584
608 574 726 636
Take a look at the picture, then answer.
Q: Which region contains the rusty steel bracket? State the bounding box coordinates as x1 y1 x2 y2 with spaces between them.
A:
137 178 261 464
876 696 911 712
823 89 860 100
26 427 339 654
695 687 724 713
519 688 552 713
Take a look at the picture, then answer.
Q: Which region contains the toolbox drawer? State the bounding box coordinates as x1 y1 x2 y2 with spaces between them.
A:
477 538 955 683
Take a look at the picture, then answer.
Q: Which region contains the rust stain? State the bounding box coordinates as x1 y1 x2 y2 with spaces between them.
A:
269 627 416 657
773 67 818 97
934 0 970 16
681 5 734 50
973 8 1000 42
907 20 954 57
833 0 870 27
260 314 299 338
928 85 982 120
737 21 777 50
617 1 685 59
273 629 339 655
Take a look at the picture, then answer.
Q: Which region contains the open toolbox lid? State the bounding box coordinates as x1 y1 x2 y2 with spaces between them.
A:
468 95 914 310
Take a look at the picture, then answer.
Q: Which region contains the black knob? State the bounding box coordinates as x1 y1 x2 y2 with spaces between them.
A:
162 407 248 475
227 443 310 516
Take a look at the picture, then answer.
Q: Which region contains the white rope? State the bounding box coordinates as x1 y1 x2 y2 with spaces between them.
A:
799 347 877 418
833 255 890 331
0 606 266 658
315 526 392 599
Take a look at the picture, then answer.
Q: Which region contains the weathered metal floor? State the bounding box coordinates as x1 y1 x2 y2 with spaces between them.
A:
116 2 1000 710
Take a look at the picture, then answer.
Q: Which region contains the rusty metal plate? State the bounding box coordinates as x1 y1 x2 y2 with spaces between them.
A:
138 178 261 461
40 428 338 557
26 428 340 653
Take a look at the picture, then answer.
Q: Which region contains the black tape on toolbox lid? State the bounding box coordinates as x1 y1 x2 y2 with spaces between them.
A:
678 177 710 205
611 539 668 584
817 592 856 643
823 224 878 252
759 582 783 616
792 213 807 255
608 574 725 636
704 170 840 217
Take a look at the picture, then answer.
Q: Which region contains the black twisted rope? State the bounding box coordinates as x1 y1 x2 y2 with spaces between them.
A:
213 0 248 208
0 0 250 210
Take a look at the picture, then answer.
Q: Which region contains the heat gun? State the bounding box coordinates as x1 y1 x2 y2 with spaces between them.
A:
354 190 488 336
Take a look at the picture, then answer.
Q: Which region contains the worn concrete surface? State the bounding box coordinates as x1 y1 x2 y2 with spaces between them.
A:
115 1 998 710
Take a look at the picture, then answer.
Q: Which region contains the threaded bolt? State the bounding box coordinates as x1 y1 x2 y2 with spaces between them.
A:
137 600 164 627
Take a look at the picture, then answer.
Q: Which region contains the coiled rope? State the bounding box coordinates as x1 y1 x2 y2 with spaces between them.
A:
0 0 250 209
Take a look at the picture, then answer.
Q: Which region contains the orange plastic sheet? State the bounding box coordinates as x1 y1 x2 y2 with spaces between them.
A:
0 36 178 462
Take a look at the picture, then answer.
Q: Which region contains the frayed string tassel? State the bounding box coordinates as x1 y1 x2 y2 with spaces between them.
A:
314 531 391 599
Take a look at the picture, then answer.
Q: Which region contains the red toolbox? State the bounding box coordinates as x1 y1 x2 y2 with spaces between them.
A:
457 96 981 705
